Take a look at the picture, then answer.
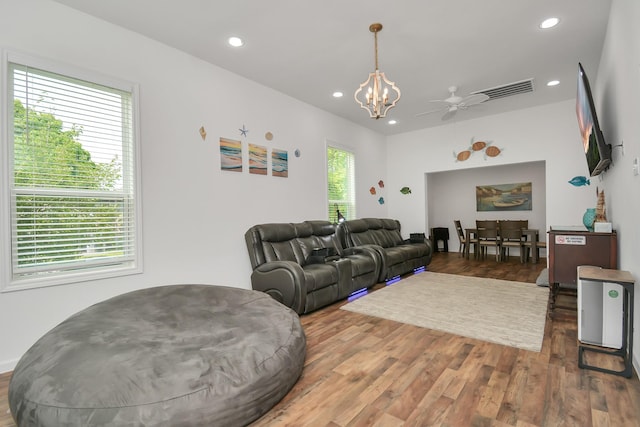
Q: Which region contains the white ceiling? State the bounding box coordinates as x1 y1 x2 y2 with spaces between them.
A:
52 0 612 136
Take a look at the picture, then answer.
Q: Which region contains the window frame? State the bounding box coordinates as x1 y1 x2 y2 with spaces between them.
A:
326 141 356 224
0 50 143 292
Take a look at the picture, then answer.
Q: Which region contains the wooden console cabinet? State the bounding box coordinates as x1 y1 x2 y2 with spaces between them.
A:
548 228 617 285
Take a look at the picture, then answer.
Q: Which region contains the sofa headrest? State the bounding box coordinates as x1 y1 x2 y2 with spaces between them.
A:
341 218 400 232
293 222 313 238
379 218 400 231
340 218 369 233
255 223 297 242
362 218 399 231
305 220 336 237
361 218 384 229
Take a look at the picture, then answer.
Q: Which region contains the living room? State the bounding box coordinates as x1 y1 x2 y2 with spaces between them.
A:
0 0 639 422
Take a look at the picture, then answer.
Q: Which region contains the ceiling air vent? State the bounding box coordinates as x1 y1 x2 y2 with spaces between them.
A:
471 78 534 101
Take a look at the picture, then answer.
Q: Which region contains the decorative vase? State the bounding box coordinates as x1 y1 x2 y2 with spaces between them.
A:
583 208 596 232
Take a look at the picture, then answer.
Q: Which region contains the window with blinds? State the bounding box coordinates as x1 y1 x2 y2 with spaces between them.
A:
327 145 355 223
2 53 141 289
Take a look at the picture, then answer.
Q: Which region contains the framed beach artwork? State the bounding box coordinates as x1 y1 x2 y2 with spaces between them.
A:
476 182 532 211
249 143 268 175
272 148 288 177
219 137 242 172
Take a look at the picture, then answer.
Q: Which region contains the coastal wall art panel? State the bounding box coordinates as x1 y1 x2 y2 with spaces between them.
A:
220 137 242 172
272 148 288 177
476 182 532 211
249 143 268 175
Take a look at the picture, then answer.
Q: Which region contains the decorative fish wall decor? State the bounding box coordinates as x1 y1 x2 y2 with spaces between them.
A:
400 187 412 195
568 176 590 187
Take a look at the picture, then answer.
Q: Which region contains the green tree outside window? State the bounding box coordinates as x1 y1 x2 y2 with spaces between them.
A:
327 146 355 223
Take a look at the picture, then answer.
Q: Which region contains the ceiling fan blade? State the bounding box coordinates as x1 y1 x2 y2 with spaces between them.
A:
441 109 457 121
415 107 446 117
459 93 490 107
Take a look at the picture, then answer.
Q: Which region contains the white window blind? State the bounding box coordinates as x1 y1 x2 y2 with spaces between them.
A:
327 145 356 223
4 56 140 288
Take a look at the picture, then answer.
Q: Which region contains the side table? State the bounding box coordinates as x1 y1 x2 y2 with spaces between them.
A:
577 266 635 378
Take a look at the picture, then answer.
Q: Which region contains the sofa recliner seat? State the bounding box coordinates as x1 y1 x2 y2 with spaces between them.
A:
245 220 380 314
337 218 433 282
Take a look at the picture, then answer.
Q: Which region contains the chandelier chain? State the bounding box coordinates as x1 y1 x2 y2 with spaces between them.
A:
373 30 379 70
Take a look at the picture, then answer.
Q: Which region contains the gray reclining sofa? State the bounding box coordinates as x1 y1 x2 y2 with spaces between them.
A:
245 218 433 314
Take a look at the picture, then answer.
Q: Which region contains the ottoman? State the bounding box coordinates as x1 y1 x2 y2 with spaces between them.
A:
9 284 306 426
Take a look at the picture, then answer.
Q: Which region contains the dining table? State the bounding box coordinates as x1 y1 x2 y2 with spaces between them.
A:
464 226 541 262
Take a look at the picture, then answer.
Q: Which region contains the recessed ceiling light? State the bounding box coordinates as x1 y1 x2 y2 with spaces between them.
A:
547 80 560 86
332 91 344 98
228 36 244 47
388 119 397 125
540 17 559 29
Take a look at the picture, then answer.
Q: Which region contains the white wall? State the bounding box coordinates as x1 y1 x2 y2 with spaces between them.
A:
0 0 388 371
593 0 640 373
386 100 595 234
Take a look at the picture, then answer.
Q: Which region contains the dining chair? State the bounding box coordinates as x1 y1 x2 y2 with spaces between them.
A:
524 239 547 263
498 220 528 262
454 220 477 258
476 220 500 261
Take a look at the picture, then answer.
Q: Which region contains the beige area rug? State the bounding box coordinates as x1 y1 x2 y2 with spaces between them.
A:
341 272 549 352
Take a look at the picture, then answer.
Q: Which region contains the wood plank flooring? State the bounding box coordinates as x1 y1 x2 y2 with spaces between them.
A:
2 252 639 426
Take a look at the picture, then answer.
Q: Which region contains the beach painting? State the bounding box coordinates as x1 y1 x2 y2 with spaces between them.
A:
272 148 288 177
249 143 268 175
220 137 242 172
476 182 532 211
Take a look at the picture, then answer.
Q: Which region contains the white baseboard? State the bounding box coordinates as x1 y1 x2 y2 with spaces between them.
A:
0 358 18 374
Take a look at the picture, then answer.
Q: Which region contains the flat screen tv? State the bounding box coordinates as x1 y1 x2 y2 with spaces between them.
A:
576 62 611 177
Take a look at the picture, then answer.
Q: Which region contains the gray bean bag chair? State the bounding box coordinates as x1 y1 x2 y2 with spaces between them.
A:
9 284 306 426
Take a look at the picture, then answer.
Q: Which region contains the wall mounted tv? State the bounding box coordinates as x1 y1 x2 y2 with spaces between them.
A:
576 62 611 177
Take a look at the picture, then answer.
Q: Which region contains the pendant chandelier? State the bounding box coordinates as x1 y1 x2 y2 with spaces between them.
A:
354 23 401 119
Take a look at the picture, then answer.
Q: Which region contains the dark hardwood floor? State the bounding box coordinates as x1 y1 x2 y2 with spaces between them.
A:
2 252 639 426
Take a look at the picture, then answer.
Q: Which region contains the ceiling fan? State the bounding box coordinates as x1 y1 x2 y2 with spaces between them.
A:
416 86 490 121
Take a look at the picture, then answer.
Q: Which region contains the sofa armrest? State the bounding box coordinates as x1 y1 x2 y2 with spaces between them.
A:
344 244 388 282
331 258 355 299
343 245 383 278
251 261 306 314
